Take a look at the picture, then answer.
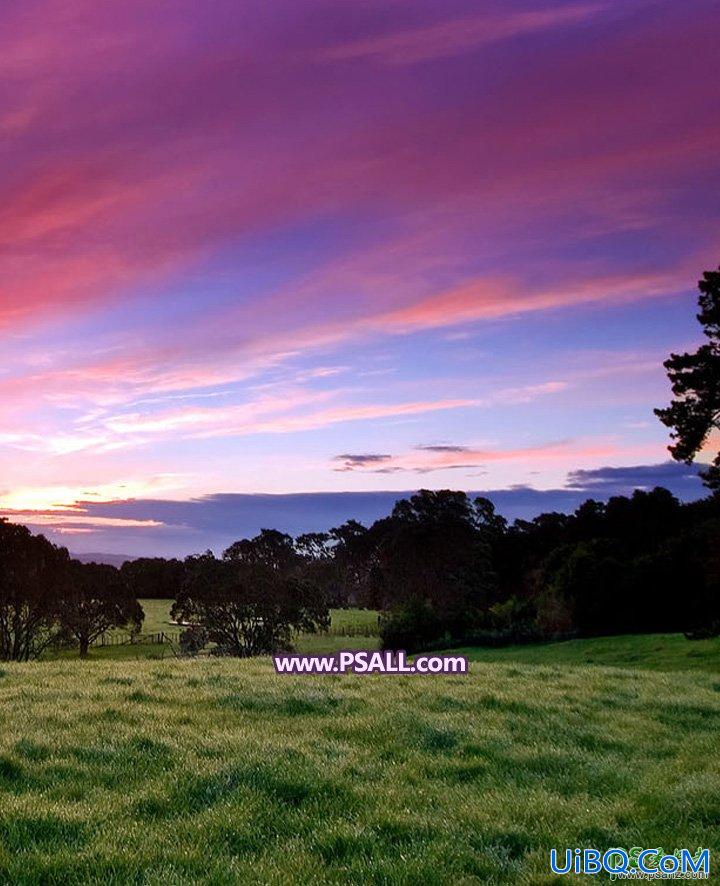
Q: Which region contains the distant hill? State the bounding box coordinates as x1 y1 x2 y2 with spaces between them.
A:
72 552 135 568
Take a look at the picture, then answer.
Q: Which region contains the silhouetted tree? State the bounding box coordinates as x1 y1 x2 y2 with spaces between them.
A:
121 557 185 599
0 519 69 660
179 624 209 656
60 561 144 657
473 496 508 536
295 532 333 561
656 265 720 488
327 520 380 608
4 474 720 660
536 540 626 637
173 533 329 656
645 520 720 638
294 532 348 606
377 491 497 649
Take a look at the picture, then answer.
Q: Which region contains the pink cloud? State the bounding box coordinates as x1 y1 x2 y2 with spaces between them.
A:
84 396 480 450
0 258 684 431
371 269 688 335
0 0 716 518
0 0 716 337
334 438 663 474
319 4 605 65
0 355 569 453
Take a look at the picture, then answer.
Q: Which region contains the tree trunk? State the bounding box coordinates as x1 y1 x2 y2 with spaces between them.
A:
79 636 89 658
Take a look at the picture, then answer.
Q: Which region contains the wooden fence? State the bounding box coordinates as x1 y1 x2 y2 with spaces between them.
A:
93 630 180 647
92 614 380 648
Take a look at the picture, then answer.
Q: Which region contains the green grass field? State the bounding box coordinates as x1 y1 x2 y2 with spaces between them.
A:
461 632 720 673
2 630 719 883
53 603 381 661
136 599 379 636
67 600 720 671
137 598 177 634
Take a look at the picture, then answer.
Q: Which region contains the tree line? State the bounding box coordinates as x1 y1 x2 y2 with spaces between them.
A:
1 265 718 660
4 481 716 661
125 264 720 655
0 519 143 660
179 486 715 653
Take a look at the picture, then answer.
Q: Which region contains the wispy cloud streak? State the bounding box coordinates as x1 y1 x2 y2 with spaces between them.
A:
0 0 717 524
319 4 605 65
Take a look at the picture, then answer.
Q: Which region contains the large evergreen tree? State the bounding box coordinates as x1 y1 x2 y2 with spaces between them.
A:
656 266 720 488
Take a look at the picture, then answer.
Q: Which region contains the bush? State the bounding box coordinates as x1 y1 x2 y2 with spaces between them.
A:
179 625 208 656
173 532 330 657
379 600 445 653
684 620 720 640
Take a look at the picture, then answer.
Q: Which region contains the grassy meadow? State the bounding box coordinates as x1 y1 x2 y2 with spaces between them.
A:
48 603 381 662
135 599 379 638
2 627 719 884
461 632 720 673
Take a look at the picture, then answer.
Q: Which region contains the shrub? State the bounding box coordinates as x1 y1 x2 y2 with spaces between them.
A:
179 625 208 656
379 599 444 653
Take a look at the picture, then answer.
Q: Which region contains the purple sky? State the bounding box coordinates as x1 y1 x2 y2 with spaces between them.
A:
1 0 718 555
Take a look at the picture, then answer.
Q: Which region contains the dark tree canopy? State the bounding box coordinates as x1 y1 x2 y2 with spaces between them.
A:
495 488 719 641
173 532 329 656
294 532 350 607
60 561 144 657
0 521 147 660
382 491 496 617
121 557 185 599
327 520 378 608
0 519 69 660
358 491 498 650
3 474 720 660
656 266 720 488
223 528 297 572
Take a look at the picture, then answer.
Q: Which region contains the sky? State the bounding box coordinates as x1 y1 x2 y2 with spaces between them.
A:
1 0 718 556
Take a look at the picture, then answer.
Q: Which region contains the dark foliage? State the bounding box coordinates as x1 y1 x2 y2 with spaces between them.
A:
327 486 719 648
2 486 719 660
59 561 144 657
379 599 443 654
0 520 70 660
172 530 330 656
0 521 145 659
494 488 720 642
179 624 209 656
374 491 497 649
121 557 185 599
656 265 720 488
